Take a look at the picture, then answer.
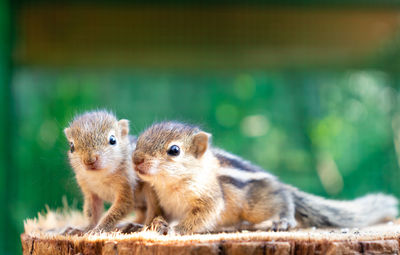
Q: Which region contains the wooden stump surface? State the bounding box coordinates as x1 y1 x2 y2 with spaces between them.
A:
20 233 400 255
21 210 400 255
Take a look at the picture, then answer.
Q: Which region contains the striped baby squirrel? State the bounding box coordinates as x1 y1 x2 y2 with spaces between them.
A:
133 121 399 234
64 111 161 233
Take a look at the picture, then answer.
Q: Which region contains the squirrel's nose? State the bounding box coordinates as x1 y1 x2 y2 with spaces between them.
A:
84 155 99 166
133 157 144 166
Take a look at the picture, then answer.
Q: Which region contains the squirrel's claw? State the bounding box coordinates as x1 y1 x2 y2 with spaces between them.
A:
115 222 144 234
150 216 170 235
61 226 86 236
271 218 296 232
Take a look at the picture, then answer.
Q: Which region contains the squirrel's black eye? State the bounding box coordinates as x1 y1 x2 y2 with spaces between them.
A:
70 142 75 153
167 145 180 156
109 135 117 145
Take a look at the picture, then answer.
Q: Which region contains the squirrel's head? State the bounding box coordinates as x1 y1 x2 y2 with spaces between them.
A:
133 121 211 182
64 110 130 172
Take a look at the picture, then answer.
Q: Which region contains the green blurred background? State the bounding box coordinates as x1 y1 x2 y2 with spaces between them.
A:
2 1 400 254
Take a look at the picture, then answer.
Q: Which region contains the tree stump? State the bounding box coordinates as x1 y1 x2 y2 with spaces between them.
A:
21 210 400 255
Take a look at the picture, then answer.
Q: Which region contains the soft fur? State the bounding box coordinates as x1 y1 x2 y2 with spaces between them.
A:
64 111 160 233
133 121 398 234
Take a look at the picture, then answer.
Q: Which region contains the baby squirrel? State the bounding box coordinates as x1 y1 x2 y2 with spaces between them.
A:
133 121 399 234
64 111 160 233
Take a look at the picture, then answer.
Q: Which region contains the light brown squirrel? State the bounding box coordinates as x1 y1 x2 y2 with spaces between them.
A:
133 121 399 234
64 111 161 233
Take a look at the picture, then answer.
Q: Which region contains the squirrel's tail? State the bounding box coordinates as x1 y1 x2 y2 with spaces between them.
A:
290 188 398 228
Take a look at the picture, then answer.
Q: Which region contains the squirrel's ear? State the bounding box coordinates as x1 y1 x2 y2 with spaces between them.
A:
118 119 130 137
64 128 72 140
192 132 211 158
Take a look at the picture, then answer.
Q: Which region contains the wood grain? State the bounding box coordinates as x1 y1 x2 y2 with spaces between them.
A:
21 229 400 254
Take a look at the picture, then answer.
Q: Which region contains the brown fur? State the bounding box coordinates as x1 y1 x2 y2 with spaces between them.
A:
64 111 160 233
133 121 398 234
133 122 290 234
132 180 163 225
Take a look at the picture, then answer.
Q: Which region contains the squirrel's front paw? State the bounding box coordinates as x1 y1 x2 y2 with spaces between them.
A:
149 216 170 235
271 218 296 232
61 226 86 236
115 222 144 234
89 225 108 234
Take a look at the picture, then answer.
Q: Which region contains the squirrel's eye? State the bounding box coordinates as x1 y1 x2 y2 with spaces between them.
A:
167 145 180 156
70 142 75 153
109 135 117 145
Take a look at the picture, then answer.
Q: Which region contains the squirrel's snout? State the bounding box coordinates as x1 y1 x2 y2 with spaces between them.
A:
133 151 146 166
83 154 100 170
133 157 144 166
133 154 150 175
84 155 98 165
